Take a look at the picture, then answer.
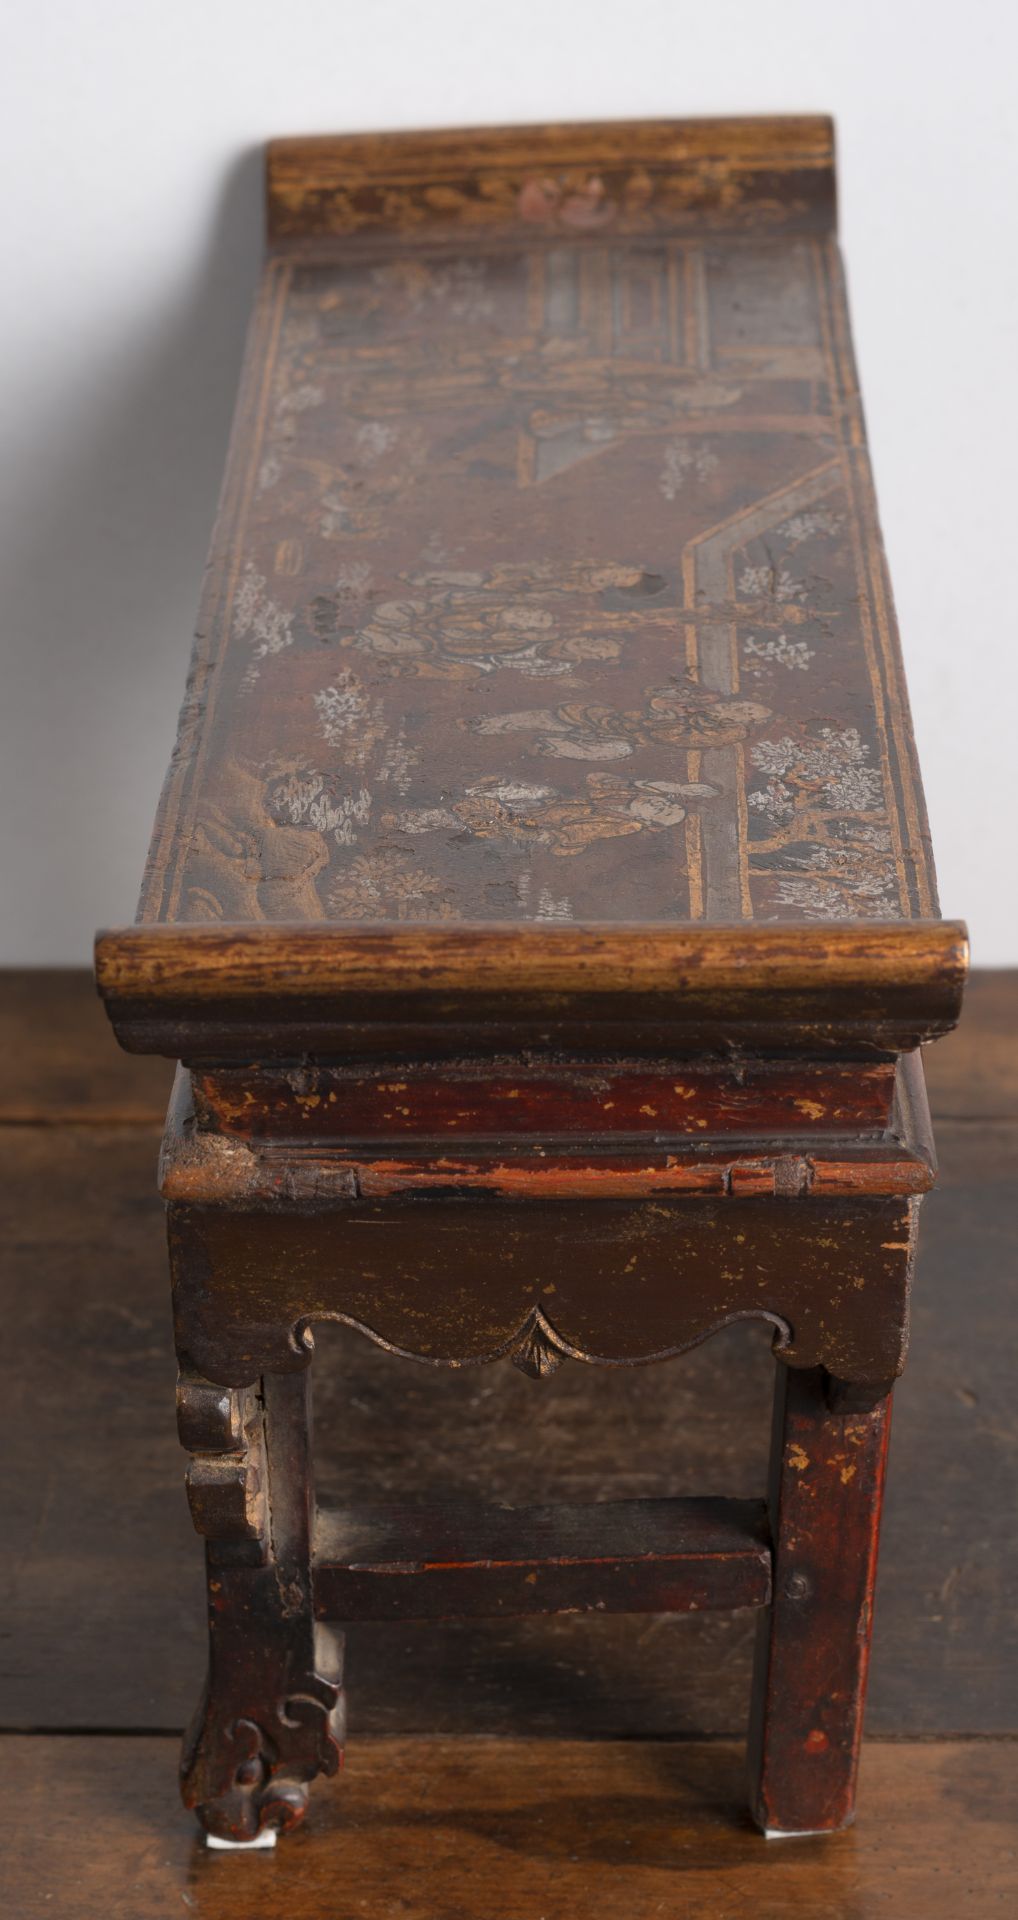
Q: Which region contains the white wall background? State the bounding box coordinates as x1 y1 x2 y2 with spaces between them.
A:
2 0 1015 962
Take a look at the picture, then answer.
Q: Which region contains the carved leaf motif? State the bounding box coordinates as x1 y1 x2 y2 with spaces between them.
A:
508 1308 567 1379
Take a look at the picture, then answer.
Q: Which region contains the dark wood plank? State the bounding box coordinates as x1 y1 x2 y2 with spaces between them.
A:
923 968 1018 1119
4 1735 1016 1919
0 1124 205 1730
867 1118 1018 1731
313 1496 771 1620
3 1109 1016 1736
0 968 172 1122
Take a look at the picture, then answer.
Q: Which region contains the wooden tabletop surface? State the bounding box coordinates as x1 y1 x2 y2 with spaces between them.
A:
137 119 936 935
9 1735 1016 1919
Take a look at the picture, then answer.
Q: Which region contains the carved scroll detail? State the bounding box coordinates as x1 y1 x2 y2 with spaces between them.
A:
181 1625 345 1842
176 1368 346 1840
194 1301 796 1389
177 1373 268 1547
169 1195 919 1393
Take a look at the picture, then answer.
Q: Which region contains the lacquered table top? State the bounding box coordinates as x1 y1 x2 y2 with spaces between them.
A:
139 120 936 934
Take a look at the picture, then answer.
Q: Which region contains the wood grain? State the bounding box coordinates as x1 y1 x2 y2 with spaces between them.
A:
98 918 968 1002
268 115 837 243
193 1055 899 1140
312 1495 772 1620
96 920 968 1059
0 967 172 1122
167 1189 918 1390
5 1735 1016 1920
748 1367 891 1833
161 1060 936 1205
923 968 1018 1119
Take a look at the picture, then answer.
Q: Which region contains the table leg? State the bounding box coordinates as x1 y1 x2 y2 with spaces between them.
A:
177 1364 344 1842
747 1363 893 1835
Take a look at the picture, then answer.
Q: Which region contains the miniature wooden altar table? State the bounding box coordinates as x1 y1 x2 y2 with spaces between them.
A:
96 117 966 1844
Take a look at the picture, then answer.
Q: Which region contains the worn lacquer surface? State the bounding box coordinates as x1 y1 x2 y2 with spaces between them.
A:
110 123 957 1846
139 127 935 933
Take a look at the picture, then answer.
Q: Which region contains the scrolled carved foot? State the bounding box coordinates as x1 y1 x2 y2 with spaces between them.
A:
182 1639 345 1842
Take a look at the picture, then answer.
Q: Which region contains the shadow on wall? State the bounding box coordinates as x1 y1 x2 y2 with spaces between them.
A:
2 150 264 962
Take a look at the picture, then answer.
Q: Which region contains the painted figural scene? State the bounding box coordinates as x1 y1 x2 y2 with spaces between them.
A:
94 117 967 1852
141 191 929 933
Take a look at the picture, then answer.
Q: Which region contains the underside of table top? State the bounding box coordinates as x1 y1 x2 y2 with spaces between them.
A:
97 120 965 1058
